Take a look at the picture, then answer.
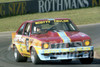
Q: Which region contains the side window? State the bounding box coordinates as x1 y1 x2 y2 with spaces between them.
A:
68 23 77 31
31 23 40 34
24 23 31 36
31 23 35 34
18 24 25 34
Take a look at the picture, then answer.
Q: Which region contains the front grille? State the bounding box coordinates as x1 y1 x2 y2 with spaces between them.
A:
49 41 82 49
50 43 67 49
68 41 82 47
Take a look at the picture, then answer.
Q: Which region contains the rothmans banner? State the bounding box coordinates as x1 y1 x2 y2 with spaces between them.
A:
0 0 100 17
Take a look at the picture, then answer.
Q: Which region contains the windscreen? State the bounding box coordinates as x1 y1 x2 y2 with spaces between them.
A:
31 19 79 34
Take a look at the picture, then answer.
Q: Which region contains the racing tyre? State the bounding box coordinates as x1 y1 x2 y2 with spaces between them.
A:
31 48 41 64
79 51 94 64
14 47 27 62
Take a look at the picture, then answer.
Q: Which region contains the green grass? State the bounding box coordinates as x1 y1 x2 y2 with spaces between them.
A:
0 0 26 3
95 47 100 51
95 47 100 57
0 7 100 32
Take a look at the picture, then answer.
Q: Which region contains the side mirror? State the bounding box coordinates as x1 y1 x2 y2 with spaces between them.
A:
24 32 30 36
24 32 28 35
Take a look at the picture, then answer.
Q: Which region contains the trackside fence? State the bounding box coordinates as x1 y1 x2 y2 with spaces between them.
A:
0 0 100 17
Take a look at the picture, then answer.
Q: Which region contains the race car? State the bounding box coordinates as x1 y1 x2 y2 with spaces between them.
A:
11 18 94 64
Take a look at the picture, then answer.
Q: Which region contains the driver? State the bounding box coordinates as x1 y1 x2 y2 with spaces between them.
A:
33 25 42 34
36 26 41 32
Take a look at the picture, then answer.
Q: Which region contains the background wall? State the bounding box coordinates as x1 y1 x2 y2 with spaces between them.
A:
0 0 100 17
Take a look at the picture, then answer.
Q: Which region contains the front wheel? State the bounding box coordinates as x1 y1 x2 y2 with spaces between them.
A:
30 48 41 64
79 51 94 64
80 58 93 64
14 47 27 62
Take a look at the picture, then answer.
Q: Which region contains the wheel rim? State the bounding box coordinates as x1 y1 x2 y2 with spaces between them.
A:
14 49 17 60
31 51 35 63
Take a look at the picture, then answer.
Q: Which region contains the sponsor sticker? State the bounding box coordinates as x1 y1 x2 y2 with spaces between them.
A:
54 20 69 23
43 47 91 53
35 21 50 24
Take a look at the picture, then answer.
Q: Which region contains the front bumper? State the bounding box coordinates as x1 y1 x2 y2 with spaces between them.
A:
38 46 94 60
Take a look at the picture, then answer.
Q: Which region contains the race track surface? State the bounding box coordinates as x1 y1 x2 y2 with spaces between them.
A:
0 23 100 67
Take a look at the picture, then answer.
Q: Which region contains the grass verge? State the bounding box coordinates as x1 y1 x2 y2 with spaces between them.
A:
0 7 100 32
95 47 100 58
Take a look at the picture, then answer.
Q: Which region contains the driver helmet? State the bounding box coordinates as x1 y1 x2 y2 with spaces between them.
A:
34 25 42 32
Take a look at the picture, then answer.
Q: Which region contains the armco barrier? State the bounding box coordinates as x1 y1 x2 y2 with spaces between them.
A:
0 0 100 17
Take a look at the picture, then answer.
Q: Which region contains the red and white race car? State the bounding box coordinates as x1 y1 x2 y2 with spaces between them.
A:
11 18 94 64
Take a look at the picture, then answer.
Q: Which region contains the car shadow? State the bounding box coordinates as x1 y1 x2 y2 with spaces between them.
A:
34 58 100 65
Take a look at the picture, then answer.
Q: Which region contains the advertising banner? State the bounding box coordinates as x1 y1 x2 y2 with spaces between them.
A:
0 0 100 17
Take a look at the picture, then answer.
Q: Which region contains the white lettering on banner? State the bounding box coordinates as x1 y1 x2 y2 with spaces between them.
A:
83 0 89 7
38 0 89 13
38 0 45 12
45 0 51 12
57 0 63 11
64 0 68 10
77 0 84 8
52 0 56 11
68 0 72 9
72 0 77 8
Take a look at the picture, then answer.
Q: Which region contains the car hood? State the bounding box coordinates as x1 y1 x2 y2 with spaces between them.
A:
31 31 90 43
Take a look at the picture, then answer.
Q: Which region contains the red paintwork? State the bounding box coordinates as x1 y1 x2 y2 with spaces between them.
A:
16 18 91 44
30 31 90 43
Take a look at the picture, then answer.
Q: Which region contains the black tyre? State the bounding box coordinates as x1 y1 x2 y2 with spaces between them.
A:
31 48 41 64
61 59 72 63
80 58 93 64
79 51 94 64
14 47 27 62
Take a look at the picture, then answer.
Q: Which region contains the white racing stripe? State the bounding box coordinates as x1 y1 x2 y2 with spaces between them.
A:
57 32 71 43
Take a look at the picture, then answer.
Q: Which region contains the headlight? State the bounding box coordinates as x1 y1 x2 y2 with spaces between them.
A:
42 43 49 49
84 40 91 46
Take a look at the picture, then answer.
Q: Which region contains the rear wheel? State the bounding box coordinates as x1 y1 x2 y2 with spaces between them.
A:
79 51 94 64
31 48 41 64
14 47 27 62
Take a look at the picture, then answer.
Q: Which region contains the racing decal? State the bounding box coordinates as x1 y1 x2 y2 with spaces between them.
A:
41 46 93 54
34 46 41 54
57 32 71 43
20 44 23 52
35 19 69 24
14 35 25 43
35 21 50 24
26 38 29 52
38 46 93 60
54 20 69 23
48 19 54 21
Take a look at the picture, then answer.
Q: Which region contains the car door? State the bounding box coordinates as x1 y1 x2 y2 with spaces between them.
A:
16 23 26 53
23 23 31 53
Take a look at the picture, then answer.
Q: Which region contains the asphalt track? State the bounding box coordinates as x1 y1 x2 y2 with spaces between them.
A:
0 23 100 67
